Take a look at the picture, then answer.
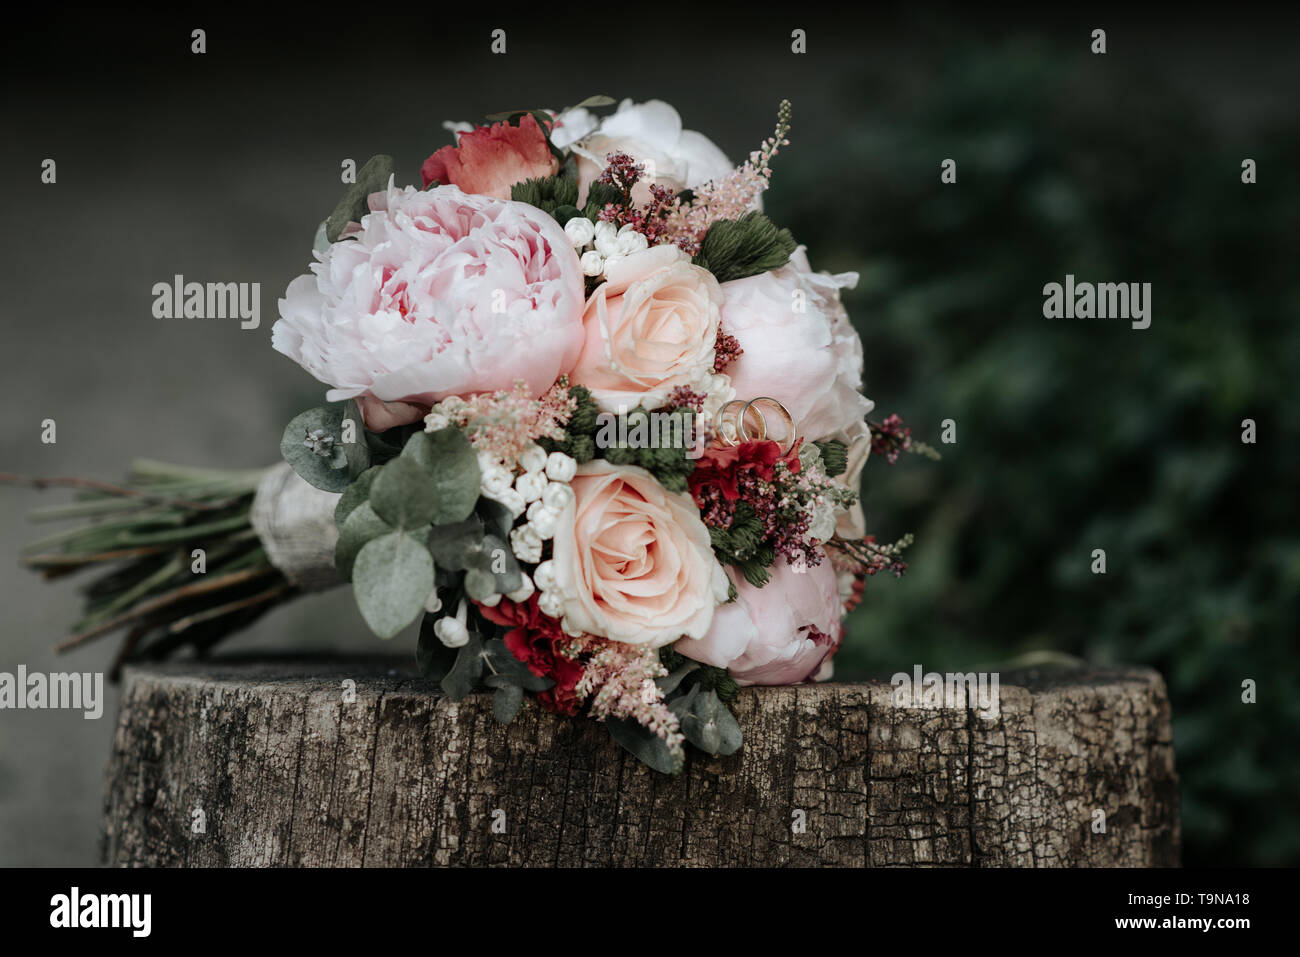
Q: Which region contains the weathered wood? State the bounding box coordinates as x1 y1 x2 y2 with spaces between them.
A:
102 657 1180 866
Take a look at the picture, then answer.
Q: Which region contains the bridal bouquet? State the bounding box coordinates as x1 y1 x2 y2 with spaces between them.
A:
14 96 932 772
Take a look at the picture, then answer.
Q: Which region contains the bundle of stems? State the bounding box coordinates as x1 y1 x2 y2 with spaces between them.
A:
5 461 292 678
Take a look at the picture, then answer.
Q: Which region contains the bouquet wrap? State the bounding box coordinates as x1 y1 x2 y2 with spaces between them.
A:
249 463 341 592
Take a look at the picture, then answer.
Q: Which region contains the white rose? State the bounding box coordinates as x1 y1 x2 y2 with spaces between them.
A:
558 99 735 207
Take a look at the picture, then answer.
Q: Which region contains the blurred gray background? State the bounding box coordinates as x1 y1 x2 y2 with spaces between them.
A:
3 8 1296 865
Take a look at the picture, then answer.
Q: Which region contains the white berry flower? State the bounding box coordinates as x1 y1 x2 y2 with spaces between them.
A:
580 250 604 277
560 616 584 637
564 216 596 247
537 590 565 618
529 506 560 540
533 560 558 592
515 471 546 503
517 443 548 474
541 481 574 510
506 573 535 604
497 487 526 518
424 588 442 614
544 451 577 483
478 591 502 608
434 599 470 648
423 411 451 432
509 524 543 563
481 464 513 497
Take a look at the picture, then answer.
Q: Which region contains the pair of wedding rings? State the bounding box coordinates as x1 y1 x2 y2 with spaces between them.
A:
714 397 796 454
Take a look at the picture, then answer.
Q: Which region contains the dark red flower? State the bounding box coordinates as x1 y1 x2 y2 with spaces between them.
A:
477 596 584 716
687 439 801 504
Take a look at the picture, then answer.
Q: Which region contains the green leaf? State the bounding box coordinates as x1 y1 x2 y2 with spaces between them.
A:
340 401 372 479
334 466 380 526
416 614 459 680
656 660 699 695
570 94 616 109
369 456 442 528
692 212 797 283
480 533 522 593
334 501 392 580
464 567 496 601
476 497 514 540
493 684 525 723
351 530 434 639
814 439 848 477
607 718 684 775
401 429 481 524
280 406 351 492
441 632 484 701
482 638 553 693
325 154 393 243
676 689 743 757
426 516 487 571
510 175 578 213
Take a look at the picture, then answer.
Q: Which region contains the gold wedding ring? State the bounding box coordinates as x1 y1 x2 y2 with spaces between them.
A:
714 397 796 455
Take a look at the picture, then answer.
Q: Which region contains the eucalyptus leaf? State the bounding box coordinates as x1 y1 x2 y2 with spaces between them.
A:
656 660 699 695
370 456 442 528
401 428 481 524
570 94 616 109
334 501 392 580
607 718 684 775
441 632 484 701
427 516 486 571
476 497 513 540
678 689 742 757
483 638 553 693
352 531 434 639
464 567 497 602
480 533 522 593
341 401 372 479
334 466 380 526
280 406 351 492
493 684 525 724
325 154 393 243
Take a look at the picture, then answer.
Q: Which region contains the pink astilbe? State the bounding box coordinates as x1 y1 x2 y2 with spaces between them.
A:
436 377 576 465
662 100 792 256
566 634 685 755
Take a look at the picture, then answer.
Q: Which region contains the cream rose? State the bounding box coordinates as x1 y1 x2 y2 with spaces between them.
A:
570 244 723 412
548 460 729 646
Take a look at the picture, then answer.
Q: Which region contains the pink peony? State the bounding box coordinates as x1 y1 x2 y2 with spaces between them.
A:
719 247 874 444
674 552 843 686
420 114 559 200
272 184 586 426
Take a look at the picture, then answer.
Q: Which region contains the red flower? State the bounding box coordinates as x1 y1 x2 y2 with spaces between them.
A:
687 439 802 504
420 114 559 200
477 596 584 716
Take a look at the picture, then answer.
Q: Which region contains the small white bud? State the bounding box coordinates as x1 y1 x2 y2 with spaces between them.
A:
517 443 548 474
423 411 451 432
564 216 596 247
478 592 502 608
544 451 577 483
529 507 560 540
537 590 565 618
593 219 618 255
434 616 469 648
541 481 574 510
580 250 605 277
481 464 513 497
615 229 648 256
560 616 584 637
533 560 558 592
495 487 526 518
424 588 443 614
506 573 535 603
515 471 546 503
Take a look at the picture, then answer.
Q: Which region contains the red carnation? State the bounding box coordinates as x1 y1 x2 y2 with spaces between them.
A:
477 596 584 716
420 114 559 200
687 439 801 504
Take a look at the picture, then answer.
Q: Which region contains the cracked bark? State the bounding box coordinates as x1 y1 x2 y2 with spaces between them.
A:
101 657 1180 867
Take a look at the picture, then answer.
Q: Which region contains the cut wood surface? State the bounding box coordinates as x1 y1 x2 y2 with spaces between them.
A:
102 656 1180 866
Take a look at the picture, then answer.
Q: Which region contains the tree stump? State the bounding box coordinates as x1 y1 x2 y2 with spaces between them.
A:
102 657 1180 866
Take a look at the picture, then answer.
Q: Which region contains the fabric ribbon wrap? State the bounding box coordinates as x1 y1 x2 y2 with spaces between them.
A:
249 462 343 592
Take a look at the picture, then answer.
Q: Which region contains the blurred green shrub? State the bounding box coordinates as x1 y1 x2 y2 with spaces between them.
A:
772 40 1300 866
